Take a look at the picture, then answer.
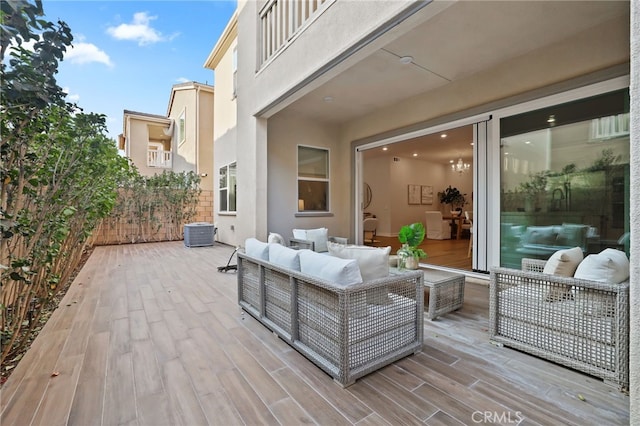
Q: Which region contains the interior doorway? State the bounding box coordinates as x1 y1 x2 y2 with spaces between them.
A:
360 124 475 272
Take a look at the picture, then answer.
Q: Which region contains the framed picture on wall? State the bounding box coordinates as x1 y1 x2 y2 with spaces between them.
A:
421 185 433 205
408 184 421 205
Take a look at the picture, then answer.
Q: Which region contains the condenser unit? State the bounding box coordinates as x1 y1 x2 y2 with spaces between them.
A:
184 222 216 247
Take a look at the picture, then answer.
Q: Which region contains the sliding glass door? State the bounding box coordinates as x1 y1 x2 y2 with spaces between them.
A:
498 87 630 269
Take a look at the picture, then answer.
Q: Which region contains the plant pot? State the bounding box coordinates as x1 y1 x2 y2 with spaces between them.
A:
404 256 420 270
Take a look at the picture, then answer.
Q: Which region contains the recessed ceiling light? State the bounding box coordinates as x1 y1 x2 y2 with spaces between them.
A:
412 153 418 157
449 159 454 163
382 147 388 151
323 96 334 103
399 56 413 64
547 115 555 123
525 140 531 144
441 133 447 138
470 142 474 146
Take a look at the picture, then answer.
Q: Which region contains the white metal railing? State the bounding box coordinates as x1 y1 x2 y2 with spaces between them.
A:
147 149 172 168
259 0 331 66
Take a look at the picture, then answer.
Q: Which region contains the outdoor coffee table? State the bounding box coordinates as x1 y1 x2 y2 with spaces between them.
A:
421 268 465 320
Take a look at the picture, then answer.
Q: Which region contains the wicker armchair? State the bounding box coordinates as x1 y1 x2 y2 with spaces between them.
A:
490 258 629 390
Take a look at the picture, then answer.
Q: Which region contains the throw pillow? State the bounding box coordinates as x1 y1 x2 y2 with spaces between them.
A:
292 227 329 252
542 247 584 302
298 249 362 287
327 242 391 305
268 243 300 271
326 242 390 281
267 232 285 245
543 247 584 277
574 248 630 283
245 238 269 260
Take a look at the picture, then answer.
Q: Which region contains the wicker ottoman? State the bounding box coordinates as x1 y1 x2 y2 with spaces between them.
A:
422 268 465 320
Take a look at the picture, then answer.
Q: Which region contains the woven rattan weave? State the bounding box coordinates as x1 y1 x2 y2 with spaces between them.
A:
237 251 424 387
490 258 629 390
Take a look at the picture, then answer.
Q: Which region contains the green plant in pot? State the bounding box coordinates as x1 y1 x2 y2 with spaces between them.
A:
438 185 466 213
397 222 427 270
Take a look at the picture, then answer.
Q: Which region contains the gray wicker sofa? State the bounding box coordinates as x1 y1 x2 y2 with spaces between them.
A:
490 258 629 390
237 248 424 387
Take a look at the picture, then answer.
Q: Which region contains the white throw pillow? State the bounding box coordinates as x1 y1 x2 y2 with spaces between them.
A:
292 227 329 252
245 238 269 260
268 243 300 271
574 248 630 283
298 249 362 286
267 232 285 245
326 242 390 282
543 247 584 277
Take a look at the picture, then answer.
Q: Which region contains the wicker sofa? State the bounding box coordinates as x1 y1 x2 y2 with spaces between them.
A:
490 258 629 390
237 246 424 387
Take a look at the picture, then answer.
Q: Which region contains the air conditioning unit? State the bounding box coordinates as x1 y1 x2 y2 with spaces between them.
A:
184 222 216 247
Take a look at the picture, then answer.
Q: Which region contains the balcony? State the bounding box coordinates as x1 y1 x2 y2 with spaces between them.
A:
147 149 172 168
259 0 332 66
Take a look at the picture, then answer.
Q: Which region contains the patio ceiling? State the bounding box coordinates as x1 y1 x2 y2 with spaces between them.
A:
281 1 628 162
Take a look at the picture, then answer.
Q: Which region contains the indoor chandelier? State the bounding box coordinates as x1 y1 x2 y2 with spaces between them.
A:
451 157 470 174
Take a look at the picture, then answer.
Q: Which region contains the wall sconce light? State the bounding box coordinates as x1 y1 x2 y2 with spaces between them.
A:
200 173 208 177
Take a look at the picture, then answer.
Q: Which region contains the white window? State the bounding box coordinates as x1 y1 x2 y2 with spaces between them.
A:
178 110 186 146
297 146 329 212
219 162 236 213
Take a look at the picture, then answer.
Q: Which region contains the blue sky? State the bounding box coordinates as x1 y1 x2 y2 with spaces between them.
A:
42 0 237 140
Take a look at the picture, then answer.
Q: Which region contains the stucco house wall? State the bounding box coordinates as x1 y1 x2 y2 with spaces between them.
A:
629 1 638 421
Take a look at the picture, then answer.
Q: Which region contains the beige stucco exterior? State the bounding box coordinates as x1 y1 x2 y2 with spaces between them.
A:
206 0 638 418
120 82 215 192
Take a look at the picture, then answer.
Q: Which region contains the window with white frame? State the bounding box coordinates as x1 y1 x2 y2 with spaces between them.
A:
178 110 186 145
297 146 329 212
219 162 236 213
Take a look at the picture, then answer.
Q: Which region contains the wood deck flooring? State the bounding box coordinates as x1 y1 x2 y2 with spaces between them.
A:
0 241 629 425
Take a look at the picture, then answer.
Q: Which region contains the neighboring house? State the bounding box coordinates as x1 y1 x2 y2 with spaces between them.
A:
118 81 215 223
204 1 637 412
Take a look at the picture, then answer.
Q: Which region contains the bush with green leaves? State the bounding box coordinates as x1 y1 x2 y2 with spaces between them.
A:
0 1 132 364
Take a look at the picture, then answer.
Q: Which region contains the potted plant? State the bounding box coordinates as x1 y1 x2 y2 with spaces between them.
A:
397 222 427 270
438 185 466 213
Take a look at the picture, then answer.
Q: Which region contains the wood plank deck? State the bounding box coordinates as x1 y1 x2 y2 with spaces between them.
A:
0 241 629 425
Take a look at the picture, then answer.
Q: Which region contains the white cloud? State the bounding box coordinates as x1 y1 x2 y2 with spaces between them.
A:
62 87 81 103
176 77 190 83
107 12 170 46
65 42 113 68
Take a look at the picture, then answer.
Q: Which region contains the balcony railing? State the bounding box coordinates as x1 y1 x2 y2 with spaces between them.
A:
259 0 331 66
147 150 172 168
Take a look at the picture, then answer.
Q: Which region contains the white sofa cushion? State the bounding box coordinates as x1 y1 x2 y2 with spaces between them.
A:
574 248 629 284
326 242 390 282
543 246 584 277
245 238 269 260
298 249 362 286
293 227 329 252
268 243 300 271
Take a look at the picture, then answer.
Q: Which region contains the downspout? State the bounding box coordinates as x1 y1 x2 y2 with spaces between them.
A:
196 85 200 176
126 115 131 158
